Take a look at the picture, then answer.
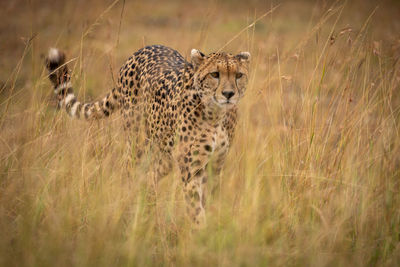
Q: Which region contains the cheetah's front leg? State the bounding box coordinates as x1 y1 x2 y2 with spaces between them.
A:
183 170 207 227
177 142 213 228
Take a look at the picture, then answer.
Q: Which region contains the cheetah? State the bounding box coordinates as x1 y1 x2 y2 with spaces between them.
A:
45 44 250 227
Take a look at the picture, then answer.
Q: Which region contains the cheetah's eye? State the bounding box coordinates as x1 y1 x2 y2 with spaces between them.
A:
210 72 219 79
236 73 243 79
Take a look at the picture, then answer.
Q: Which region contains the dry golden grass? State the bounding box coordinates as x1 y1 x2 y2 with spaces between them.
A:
1 0 400 266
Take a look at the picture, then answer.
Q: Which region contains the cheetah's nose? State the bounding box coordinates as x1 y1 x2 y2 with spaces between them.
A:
222 91 235 100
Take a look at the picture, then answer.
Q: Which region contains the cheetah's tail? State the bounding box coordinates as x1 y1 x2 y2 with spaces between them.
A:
45 48 121 119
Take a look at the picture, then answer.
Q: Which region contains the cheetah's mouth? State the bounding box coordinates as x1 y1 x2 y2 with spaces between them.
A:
212 96 236 107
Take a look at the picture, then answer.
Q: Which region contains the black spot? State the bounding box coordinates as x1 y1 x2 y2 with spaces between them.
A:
195 169 203 177
196 208 201 215
66 98 77 110
84 105 90 119
192 160 201 166
48 61 59 70
59 87 73 96
204 145 212 152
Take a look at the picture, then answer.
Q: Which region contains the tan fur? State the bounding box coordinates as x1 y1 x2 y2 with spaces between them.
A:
45 45 250 227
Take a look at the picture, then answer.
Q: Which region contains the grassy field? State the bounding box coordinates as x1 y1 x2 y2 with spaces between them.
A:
1 0 400 266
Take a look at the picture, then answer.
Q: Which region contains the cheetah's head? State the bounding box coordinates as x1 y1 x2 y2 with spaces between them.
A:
191 49 250 109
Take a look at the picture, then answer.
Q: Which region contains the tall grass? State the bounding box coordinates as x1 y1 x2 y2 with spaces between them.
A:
0 0 399 266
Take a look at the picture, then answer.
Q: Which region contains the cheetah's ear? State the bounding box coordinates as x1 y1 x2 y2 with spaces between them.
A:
191 49 206 70
236 52 251 63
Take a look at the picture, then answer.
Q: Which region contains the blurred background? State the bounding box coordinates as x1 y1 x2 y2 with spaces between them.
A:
1 0 399 85
0 0 400 266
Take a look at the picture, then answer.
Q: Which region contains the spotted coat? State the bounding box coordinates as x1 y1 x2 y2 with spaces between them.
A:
45 45 250 227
